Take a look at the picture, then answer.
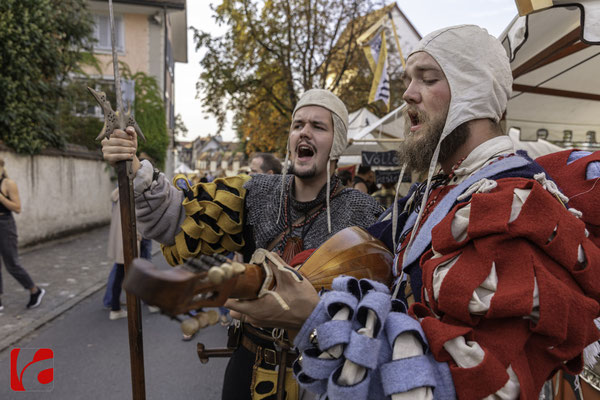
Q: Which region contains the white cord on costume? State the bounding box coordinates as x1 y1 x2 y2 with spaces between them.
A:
569 208 583 219
456 178 497 201
392 162 409 252
403 141 442 266
277 145 291 224
534 172 570 204
326 160 332 233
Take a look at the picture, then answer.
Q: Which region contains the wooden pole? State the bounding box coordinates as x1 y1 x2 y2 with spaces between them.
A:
107 0 146 397
388 12 406 69
116 160 146 400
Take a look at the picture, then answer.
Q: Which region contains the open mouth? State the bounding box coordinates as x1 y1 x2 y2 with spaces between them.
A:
408 110 422 132
296 143 315 161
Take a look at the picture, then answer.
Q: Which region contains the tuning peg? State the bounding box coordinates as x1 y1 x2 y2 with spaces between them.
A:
181 309 220 337
208 266 225 284
181 316 201 337
220 263 233 279
207 260 246 285
231 262 246 275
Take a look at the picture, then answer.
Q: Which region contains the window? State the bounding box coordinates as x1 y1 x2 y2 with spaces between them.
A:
72 79 135 118
73 81 115 118
92 14 124 52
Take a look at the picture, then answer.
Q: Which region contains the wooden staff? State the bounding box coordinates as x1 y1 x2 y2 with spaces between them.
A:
117 160 146 400
87 0 147 398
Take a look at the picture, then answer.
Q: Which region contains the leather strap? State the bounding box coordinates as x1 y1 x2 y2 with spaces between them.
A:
266 183 344 252
243 323 289 345
240 335 296 368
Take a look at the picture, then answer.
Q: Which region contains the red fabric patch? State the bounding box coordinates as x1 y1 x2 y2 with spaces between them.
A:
415 177 600 399
537 150 600 247
289 249 316 268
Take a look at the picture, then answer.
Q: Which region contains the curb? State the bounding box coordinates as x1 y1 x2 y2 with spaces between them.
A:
0 279 107 354
0 245 163 354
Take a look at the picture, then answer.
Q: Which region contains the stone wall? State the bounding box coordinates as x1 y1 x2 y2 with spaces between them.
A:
0 145 114 247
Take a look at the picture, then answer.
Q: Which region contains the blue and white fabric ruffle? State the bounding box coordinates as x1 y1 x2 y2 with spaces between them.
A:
293 276 456 399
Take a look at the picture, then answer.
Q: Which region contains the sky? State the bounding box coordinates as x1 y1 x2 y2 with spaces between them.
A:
174 0 519 142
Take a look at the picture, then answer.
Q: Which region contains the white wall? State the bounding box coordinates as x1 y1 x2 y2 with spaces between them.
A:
0 149 114 247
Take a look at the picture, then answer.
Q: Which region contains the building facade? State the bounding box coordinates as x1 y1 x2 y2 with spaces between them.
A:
85 0 188 177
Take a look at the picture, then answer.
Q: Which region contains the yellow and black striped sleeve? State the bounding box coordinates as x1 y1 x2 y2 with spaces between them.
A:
161 174 251 266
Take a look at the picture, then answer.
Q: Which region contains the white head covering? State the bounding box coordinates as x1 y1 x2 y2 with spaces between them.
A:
291 89 349 160
414 24 512 144
394 25 513 262
278 89 349 232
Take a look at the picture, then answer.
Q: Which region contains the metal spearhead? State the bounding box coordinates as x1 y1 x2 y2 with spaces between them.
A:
87 0 145 144
87 87 146 142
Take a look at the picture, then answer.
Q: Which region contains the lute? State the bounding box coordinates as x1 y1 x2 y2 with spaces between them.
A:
123 226 393 317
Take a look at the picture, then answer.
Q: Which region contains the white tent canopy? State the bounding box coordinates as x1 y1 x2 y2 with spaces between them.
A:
500 2 600 146
339 104 405 165
174 162 194 174
508 128 565 158
347 107 380 140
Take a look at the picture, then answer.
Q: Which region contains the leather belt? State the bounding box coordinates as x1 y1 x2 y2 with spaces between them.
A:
240 335 296 368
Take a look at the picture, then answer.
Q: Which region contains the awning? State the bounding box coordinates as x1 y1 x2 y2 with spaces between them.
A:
340 104 405 165
500 1 600 149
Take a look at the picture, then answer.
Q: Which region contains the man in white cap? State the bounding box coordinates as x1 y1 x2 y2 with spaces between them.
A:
232 25 600 399
101 88 383 399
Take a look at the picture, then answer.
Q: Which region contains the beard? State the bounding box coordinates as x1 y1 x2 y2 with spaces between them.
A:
399 109 469 173
289 162 317 179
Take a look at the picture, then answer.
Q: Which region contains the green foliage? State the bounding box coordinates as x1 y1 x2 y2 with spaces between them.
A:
175 113 189 138
57 64 169 170
194 0 385 155
0 0 95 154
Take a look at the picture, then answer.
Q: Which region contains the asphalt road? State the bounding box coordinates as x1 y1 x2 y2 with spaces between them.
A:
0 253 230 400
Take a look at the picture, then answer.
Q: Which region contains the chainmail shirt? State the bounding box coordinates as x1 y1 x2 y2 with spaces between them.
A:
244 174 383 255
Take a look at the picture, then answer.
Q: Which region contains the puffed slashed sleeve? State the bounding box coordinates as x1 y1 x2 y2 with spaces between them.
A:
133 160 252 266
159 173 251 266
412 177 600 400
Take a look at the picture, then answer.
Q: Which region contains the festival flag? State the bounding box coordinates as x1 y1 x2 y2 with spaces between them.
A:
367 29 391 110
358 16 387 74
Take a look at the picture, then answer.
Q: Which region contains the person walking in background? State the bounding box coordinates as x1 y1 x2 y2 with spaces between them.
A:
336 168 353 187
352 164 375 193
249 152 282 175
105 188 139 320
103 155 157 313
0 157 45 311
371 182 396 209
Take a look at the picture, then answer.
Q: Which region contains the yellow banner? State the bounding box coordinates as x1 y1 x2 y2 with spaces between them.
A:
368 30 390 110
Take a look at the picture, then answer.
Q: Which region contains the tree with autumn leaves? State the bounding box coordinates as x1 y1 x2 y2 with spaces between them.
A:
194 0 404 155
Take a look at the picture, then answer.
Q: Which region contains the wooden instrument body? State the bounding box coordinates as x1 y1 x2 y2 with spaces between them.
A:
123 227 393 316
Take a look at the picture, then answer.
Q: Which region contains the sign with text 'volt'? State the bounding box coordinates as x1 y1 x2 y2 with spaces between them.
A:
361 150 399 167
